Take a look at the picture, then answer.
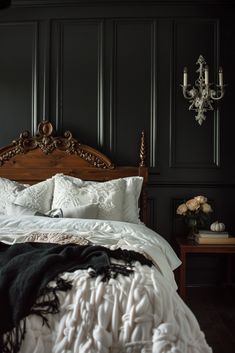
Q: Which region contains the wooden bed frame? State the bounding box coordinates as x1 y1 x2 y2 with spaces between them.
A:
0 121 148 223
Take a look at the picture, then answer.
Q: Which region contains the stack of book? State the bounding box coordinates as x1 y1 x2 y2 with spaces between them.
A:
195 230 235 244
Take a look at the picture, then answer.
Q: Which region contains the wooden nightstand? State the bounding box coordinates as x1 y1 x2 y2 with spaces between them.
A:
176 237 235 301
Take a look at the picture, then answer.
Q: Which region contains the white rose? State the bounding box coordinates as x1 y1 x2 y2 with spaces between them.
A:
202 203 213 213
176 203 188 215
186 198 200 211
195 195 208 204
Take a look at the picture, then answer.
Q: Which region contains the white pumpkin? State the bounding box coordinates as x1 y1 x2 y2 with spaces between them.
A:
210 221 225 232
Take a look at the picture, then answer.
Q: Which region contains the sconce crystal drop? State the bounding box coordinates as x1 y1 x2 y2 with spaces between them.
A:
181 55 225 125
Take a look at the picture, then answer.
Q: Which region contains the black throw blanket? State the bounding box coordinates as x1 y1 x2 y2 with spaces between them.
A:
0 242 152 353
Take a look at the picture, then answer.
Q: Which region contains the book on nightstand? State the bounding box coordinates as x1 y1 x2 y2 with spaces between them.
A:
195 235 235 244
196 230 229 238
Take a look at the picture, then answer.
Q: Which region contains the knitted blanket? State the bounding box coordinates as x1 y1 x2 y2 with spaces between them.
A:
0 242 152 353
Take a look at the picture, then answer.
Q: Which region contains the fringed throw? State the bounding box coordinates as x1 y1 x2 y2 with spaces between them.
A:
0 242 152 353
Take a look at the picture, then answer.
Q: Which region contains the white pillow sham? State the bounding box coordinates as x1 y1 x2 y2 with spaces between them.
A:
62 204 99 219
52 174 143 223
0 174 143 222
5 203 45 217
122 176 143 223
5 203 99 221
0 177 27 215
13 178 54 213
52 174 126 221
48 204 99 219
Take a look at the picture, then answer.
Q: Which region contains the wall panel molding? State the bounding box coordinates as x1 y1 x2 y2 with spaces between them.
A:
31 21 39 134
0 21 38 138
148 180 235 187
147 197 157 230
150 20 158 168
12 0 235 8
169 19 221 169
55 20 63 131
109 19 157 165
97 21 104 148
109 20 117 154
54 19 104 144
41 20 51 123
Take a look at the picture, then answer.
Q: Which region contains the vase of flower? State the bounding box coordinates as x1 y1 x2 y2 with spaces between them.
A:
186 216 199 240
176 195 213 240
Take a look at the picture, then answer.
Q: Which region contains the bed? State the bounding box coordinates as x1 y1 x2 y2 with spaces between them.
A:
0 121 212 353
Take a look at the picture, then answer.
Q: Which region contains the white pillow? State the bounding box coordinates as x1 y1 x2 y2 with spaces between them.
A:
5 203 46 217
47 204 99 219
13 178 54 213
62 204 99 219
52 174 126 221
122 176 143 223
0 177 27 215
52 174 143 223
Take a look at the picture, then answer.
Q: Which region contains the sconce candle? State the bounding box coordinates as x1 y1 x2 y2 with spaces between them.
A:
183 67 188 86
219 67 223 86
181 55 226 125
204 65 209 85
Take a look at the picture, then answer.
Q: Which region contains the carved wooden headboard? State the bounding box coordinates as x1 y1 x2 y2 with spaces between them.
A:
0 121 148 223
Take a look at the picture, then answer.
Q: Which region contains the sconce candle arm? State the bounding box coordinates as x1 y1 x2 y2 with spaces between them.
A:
210 85 226 100
181 84 196 100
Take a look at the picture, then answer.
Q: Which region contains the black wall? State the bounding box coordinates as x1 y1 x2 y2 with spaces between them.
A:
0 0 235 285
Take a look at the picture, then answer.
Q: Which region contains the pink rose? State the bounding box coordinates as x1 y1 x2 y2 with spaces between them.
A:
201 203 213 213
176 203 188 215
194 195 207 204
186 198 200 211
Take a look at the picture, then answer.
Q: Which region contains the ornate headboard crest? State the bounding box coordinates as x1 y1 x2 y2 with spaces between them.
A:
0 120 114 169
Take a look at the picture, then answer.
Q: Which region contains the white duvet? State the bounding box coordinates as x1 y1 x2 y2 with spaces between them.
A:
0 216 212 353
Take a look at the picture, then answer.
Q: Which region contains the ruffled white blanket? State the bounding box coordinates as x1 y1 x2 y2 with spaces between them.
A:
18 263 211 353
0 216 212 353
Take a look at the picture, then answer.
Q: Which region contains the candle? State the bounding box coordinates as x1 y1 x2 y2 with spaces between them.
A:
183 67 188 86
205 65 209 85
219 67 223 86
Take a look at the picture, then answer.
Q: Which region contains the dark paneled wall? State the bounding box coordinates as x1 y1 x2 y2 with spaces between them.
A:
0 0 235 285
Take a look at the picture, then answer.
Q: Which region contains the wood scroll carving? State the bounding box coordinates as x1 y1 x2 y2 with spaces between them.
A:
0 121 114 169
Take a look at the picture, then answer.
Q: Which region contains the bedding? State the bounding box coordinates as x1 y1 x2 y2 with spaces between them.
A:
0 177 27 215
0 216 212 353
52 174 143 223
1 175 143 223
49 204 100 219
52 174 126 221
13 178 54 213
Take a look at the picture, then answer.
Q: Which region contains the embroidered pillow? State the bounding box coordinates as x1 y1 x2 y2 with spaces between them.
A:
13 178 54 213
52 174 126 221
0 177 27 215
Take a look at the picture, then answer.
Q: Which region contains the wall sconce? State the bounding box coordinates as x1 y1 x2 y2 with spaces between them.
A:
181 55 225 125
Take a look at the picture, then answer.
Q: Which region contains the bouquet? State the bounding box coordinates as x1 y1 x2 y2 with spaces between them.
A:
176 196 213 238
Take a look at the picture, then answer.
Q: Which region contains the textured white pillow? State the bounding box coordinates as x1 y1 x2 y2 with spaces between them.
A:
62 204 99 219
5 203 38 216
52 174 143 223
52 174 126 221
122 176 143 223
47 204 99 219
0 177 27 215
13 178 54 213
